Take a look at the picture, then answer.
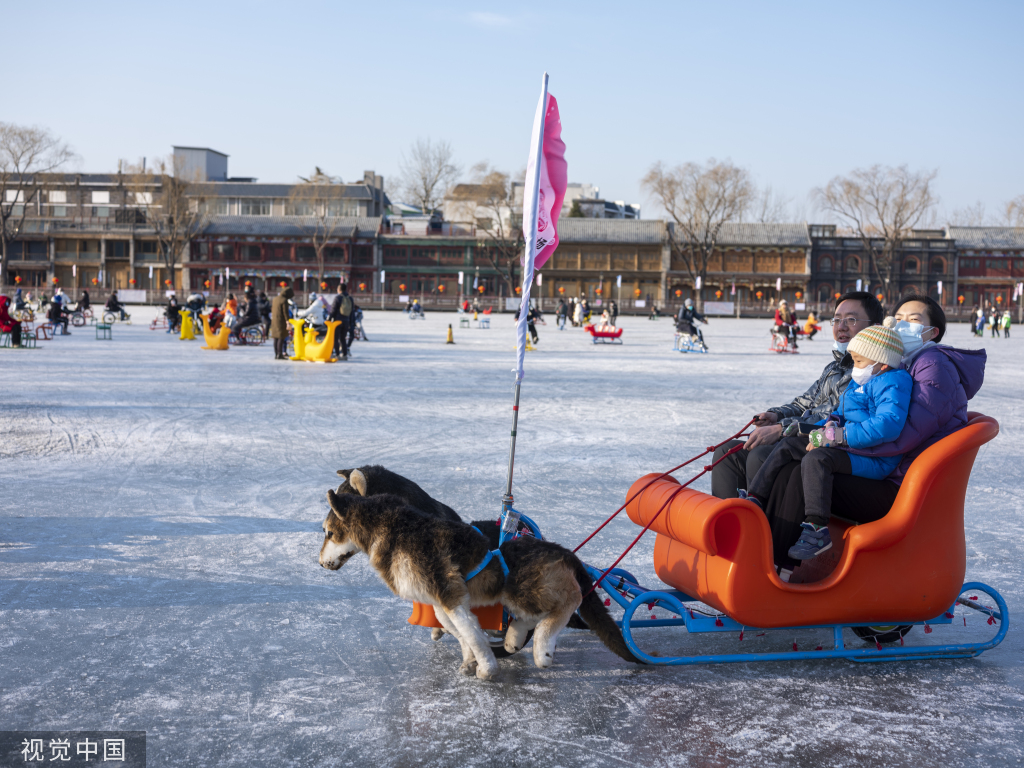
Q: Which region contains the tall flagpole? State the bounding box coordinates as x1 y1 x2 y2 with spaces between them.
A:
501 72 549 534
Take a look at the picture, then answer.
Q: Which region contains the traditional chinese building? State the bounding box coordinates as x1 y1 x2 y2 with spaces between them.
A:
946 227 1024 311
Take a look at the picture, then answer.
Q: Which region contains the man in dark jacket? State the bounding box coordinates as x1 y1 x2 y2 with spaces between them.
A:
710 291 882 498
676 298 708 349
257 291 272 336
232 289 262 340
329 283 353 360
270 286 294 360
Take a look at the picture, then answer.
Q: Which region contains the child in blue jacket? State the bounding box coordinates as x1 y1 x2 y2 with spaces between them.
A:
744 323 913 562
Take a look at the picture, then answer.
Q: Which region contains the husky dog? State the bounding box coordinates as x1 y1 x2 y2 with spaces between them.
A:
319 489 640 680
335 465 587 633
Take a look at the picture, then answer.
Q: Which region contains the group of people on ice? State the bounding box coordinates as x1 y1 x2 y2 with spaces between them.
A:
970 305 1012 338
710 290 985 581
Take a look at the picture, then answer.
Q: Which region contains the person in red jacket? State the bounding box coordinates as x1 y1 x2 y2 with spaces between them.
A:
0 295 23 347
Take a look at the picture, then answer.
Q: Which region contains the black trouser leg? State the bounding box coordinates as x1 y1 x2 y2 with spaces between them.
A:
12 324 22 346
800 447 852 524
764 461 899 570
333 318 350 357
711 441 773 499
747 436 809 501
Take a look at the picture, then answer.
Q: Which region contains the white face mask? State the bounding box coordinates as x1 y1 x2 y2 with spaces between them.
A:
851 364 878 387
892 320 934 357
833 340 849 354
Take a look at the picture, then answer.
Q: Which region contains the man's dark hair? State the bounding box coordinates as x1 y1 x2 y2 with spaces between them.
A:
340 283 348 293
835 291 883 324
895 294 947 342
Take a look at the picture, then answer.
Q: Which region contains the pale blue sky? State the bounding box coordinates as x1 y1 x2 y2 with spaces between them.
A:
7 1 1022 222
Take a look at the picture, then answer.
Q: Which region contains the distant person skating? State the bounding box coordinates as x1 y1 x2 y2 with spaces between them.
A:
105 291 128 321
556 298 568 330
804 310 819 340
0 296 24 347
676 298 708 350
329 283 353 361
165 295 180 333
774 299 798 349
232 289 262 340
1002 310 1012 338
609 300 618 327
48 294 70 334
257 291 272 337
270 286 294 360
79 290 91 313
572 299 583 327
223 293 239 328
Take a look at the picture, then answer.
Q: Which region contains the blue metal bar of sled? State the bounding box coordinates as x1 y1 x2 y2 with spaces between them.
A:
583 565 1008 665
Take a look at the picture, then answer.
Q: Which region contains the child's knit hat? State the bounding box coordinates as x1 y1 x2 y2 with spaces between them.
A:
848 321 904 368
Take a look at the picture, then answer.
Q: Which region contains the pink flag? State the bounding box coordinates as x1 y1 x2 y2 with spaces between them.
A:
525 95 567 269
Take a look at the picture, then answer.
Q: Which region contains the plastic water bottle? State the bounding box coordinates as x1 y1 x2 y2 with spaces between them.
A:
500 509 521 541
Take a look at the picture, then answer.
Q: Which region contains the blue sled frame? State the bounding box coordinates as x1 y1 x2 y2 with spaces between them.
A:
584 565 1009 665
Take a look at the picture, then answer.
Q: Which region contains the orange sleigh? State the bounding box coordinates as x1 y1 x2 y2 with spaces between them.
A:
622 413 1000 630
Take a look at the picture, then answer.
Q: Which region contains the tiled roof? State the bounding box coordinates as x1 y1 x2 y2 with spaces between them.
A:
670 222 811 247
203 216 381 238
557 219 666 244
946 227 1024 249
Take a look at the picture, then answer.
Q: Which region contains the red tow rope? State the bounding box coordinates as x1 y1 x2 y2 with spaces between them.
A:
577 419 755 599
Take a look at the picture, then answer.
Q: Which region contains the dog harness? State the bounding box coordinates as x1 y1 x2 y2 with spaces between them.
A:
464 547 509 581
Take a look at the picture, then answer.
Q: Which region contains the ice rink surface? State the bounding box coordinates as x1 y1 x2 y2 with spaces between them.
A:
1 307 1022 767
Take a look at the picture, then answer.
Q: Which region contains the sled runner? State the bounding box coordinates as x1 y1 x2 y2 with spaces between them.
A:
673 332 708 353
584 324 623 344
585 413 1008 664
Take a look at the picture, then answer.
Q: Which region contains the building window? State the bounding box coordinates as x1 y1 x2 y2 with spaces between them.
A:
91 191 110 205
904 258 919 274
132 191 153 206
819 255 833 272
845 256 861 272
287 202 315 216
92 207 110 218
48 190 67 204
325 201 360 217
51 206 66 217
239 199 271 216
5 190 25 203
930 258 945 274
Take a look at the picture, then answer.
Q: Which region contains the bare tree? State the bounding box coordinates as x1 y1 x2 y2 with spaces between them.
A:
125 154 210 291
641 159 754 310
814 165 938 305
0 123 76 286
287 167 350 284
949 201 989 226
449 164 524 297
1005 195 1024 227
750 184 791 223
397 138 460 214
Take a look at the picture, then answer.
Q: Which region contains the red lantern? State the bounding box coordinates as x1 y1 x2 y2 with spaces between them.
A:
437 284 446 293
674 289 682 298
795 291 803 300
636 288 643 298
92 278 99 285
834 292 841 300
358 282 366 292
958 295 965 305
715 290 723 299
204 280 211 288
279 281 287 288
52 277 59 285
129 278 136 286
558 286 565 295
515 286 521 295
399 283 407 292
164 279 172 287
876 292 884 301
997 295 1003 304
478 285 485 294
595 287 602 296
245 280 252 287
14 275 21 284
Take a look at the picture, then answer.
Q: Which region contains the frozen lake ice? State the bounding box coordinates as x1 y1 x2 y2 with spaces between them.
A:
1 306 1022 767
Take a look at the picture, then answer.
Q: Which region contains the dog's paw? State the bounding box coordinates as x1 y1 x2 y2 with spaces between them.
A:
459 660 478 676
503 638 521 654
475 662 497 681
534 652 554 669
431 628 445 642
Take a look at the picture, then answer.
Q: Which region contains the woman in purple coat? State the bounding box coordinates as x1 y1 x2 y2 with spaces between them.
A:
761 295 986 577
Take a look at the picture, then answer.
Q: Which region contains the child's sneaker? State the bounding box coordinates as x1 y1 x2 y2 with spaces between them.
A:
737 489 763 510
787 522 832 560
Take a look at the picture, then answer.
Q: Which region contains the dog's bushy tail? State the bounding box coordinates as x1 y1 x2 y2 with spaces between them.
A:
570 557 644 664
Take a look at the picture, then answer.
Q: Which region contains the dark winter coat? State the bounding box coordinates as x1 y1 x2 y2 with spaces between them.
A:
676 306 705 326
767 348 854 426
848 345 986 485
329 292 353 320
258 295 271 321
0 296 19 333
240 294 260 323
270 287 294 339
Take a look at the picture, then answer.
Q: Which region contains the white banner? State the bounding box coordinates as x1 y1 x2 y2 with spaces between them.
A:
381 269 386 284
72 264 77 277
856 278 863 292
795 302 806 311
119 289 146 303
776 277 783 291
506 297 521 311
703 301 734 315
536 272 542 286
148 265 153 279
458 271 464 285
616 275 622 287
303 269 308 281
937 280 943 295
634 300 646 308
695 276 702 290
399 294 409 303
730 282 735 295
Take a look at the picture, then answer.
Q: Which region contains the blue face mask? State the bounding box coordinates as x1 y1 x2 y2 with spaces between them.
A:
892 320 934 357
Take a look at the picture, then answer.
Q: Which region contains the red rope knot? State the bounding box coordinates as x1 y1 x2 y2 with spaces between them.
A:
706 446 715 452
944 612 955 619
988 616 996 625
703 465 713 472
739 629 745 641
969 595 978 600
924 623 933 634
875 639 882 650
714 617 724 627
792 641 798 651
